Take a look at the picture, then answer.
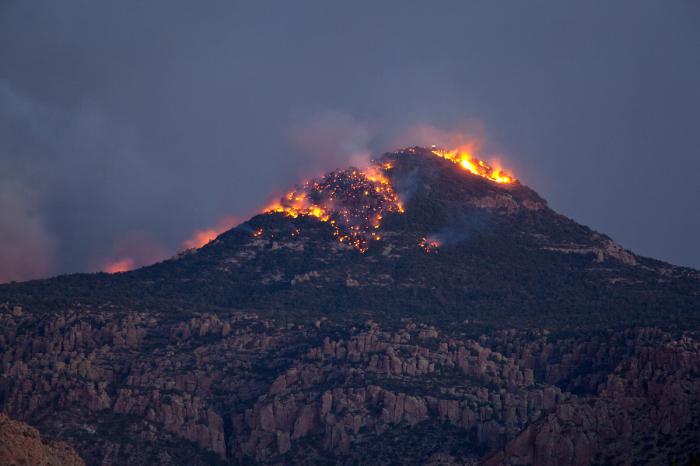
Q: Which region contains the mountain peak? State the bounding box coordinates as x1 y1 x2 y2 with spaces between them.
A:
257 146 535 253
399 145 517 184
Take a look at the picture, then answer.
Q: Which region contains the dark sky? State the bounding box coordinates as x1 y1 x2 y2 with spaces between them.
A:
1 0 699 281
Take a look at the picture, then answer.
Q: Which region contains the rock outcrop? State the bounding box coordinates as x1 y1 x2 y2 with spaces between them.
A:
0 413 84 466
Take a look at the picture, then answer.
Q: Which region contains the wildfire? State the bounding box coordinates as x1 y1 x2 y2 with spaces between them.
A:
184 230 219 249
419 237 440 254
260 144 514 253
183 215 239 249
431 146 515 184
264 164 403 252
104 258 135 273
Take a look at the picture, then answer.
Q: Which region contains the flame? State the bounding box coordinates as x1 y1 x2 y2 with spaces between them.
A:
184 230 220 249
183 215 239 249
431 146 515 184
264 164 403 252
260 144 513 252
104 258 135 273
97 231 169 274
419 237 440 254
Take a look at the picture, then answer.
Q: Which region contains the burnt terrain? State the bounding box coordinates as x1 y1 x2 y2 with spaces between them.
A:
1 147 699 465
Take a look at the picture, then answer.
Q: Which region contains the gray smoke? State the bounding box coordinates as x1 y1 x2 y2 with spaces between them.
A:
0 180 54 282
0 80 174 278
429 211 495 246
289 112 373 173
0 0 698 282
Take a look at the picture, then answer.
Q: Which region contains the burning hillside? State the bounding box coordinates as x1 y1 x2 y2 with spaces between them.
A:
262 147 519 252
265 165 403 252
430 146 515 184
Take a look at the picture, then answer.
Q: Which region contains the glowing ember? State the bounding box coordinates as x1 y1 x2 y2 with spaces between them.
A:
252 228 264 237
104 258 135 273
265 164 403 252
431 147 515 184
419 237 440 254
261 145 514 252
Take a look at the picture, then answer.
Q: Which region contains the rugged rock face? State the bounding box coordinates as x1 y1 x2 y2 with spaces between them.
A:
0 412 84 466
483 333 700 465
1 147 700 465
1 304 699 465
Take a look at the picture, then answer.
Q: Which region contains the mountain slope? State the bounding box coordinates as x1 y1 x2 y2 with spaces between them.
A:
2 147 698 329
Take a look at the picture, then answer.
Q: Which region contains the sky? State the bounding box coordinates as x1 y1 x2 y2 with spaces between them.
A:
0 0 699 282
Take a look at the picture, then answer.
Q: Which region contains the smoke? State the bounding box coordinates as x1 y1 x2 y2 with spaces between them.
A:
391 121 487 153
430 210 494 246
0 83 55 282
0 79 175 281
289 112 373 172
387 122 489 206
183 215 239 249
391 167 423 208
98 231 170 273
0 181 55 282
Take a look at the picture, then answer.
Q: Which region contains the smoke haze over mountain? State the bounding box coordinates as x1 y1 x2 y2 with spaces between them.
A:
0 0 699 281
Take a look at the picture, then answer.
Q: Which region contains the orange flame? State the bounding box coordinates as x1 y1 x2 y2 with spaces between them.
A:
431 146 515 184
104 258 135 273
184 230 219 249
260 143 513 252
183 215 239 249
263 164 402 252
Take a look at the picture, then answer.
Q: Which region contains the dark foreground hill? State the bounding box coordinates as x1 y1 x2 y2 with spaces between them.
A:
1 147 699 465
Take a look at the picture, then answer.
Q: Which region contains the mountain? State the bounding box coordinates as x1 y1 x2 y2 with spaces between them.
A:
4 147 699 328
1 147 699 465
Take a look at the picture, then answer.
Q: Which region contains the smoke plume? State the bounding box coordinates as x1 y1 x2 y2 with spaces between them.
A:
0 181 55 282
289 112 373 172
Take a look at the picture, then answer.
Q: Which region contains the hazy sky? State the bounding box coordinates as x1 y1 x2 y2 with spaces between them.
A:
1 0 699 281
